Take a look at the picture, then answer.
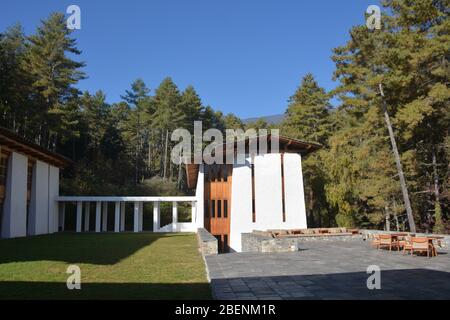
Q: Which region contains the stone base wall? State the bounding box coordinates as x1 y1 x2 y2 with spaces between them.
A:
197 228 218 256
242 229 450 253
242 233 299 253
242 232 362 253
295 234 362 243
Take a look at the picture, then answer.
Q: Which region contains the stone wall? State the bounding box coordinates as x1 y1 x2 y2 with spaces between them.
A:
242 233 299 253
242 229 450 253
294 234 362 243
197 228 218 256
242 231 361 253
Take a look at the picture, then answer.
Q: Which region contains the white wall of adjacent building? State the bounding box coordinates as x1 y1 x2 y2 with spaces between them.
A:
194 164 205 229
1 152 28 238
1 151 60 239
48 165 60 234
229 153 307 252
0 147 307 246
28 160 49 235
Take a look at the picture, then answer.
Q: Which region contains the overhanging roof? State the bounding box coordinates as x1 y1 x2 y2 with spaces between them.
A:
185 134 322 189
0 127 73 168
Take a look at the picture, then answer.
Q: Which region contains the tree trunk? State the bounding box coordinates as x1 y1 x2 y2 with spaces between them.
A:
177 163 183 189
385 205 391 231
148 131 152 177
163 129 169 179
379 84 416 233
432 149 440 201
393 198 401 231
135 148 138 185
393 212 400 231
160 130 164 177
308 188 315 227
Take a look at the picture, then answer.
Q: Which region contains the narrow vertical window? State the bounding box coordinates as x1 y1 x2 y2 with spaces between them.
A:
204 200 210 218
224 200 228 218
224 234 228 252
26 160 34 235
0 152 9 229
216 165 221 181
223 165 228 182
281 154 286 222
217 200 222 218
211 200 216 218
215 235 222 252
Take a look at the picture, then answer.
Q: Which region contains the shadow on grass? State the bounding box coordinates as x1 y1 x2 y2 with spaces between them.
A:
0 281 212 299
0 232 192 265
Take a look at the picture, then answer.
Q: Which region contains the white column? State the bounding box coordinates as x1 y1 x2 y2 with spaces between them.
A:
172 201 178 232
102 202 108 232
191 201 196 224
28 160 49 235
133 201 139 232
153 201 160 232
84 202 90 231
283 153 307 228
95 201 101 232
1 152 27 238
48 165 60 233
76 201 82 232
120 202 126 231
194 164 205 229
114 201 120 232
138 202 144 231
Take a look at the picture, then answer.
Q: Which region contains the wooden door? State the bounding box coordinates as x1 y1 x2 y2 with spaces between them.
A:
204 164 232 253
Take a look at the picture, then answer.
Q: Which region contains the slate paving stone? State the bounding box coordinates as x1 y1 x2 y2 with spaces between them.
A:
207 241 450 300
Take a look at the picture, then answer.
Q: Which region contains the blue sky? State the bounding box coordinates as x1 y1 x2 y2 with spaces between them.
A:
1 0 379 118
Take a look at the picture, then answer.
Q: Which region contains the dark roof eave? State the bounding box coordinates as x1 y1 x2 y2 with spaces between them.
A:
0 127 73 168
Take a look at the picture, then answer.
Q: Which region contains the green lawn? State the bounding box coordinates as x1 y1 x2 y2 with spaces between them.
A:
0 233 211 299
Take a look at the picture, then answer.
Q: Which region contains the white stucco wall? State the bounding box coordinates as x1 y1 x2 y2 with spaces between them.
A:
1 152 28 238
194 164 204 229
254 154 283 226
283 153 307 229
48 165 60 233
228 153 308 252
28 160 50 235
229 159 253 252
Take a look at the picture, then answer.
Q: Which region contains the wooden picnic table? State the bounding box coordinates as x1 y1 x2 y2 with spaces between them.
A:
373 233 445 257
426 236 444 257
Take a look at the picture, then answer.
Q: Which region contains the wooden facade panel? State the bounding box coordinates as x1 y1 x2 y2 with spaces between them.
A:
204 164 232 252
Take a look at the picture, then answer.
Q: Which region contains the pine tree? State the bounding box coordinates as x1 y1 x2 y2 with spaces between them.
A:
179 85 204 132
283 73 331 145
0 24 34 136
23 12 85 149
330 0 449 231
281 74 333 227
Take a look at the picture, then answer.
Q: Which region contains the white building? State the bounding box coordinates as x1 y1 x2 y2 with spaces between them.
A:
1 128 320 254
186 135 321 252
0 127 71 239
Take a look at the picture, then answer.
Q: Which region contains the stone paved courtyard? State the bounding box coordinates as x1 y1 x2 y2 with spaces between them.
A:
205 240 450 300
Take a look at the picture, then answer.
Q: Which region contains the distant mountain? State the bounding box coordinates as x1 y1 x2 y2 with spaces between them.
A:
242 114 285 125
